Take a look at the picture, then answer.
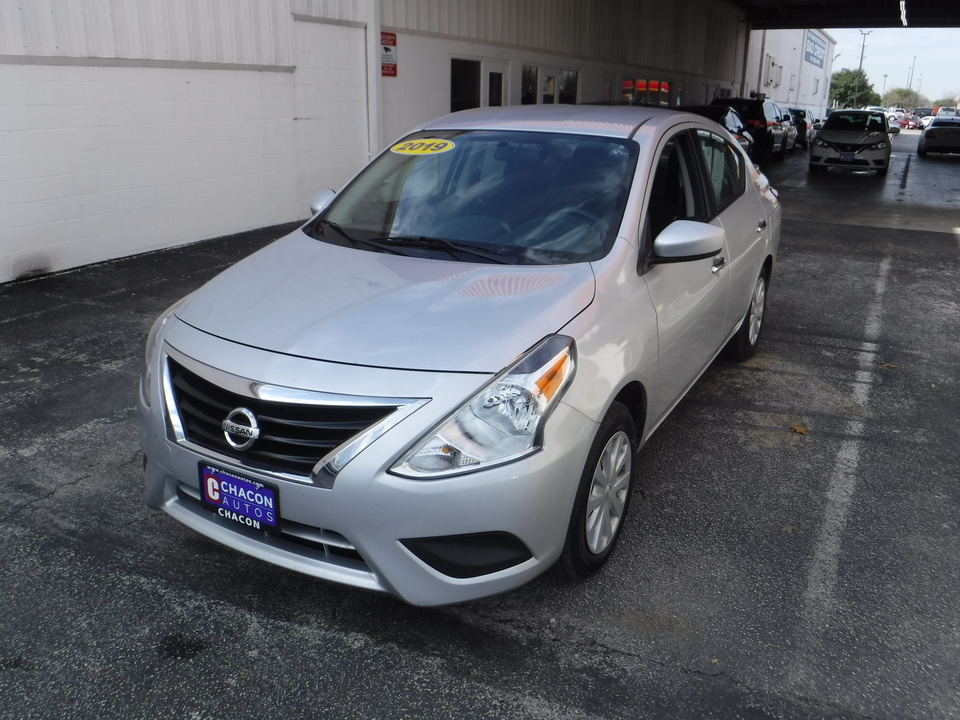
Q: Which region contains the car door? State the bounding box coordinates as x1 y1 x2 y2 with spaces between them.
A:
690 128 767 332
641 128 731 423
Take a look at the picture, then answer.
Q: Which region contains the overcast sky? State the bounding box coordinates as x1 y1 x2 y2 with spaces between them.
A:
825 27 960 103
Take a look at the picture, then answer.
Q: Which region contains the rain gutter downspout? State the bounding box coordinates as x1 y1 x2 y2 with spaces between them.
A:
365 0 382 159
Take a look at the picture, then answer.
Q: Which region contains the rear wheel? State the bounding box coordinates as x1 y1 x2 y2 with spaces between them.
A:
723 270 768 361
557 403 637 579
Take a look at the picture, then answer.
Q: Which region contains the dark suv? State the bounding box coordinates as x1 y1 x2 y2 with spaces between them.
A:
711 97 789 163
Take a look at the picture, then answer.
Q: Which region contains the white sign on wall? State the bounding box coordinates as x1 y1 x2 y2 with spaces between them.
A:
381 32 397 76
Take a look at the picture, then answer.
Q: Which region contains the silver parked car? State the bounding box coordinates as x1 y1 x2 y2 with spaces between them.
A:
917 116 960 156
809 110 893 175
140 105 781 606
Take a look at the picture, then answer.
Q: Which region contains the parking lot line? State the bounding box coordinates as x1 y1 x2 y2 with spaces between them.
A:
792 254 891 681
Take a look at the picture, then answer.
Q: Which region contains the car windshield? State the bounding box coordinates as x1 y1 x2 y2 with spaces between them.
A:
306 130 639 265
823 113 886 132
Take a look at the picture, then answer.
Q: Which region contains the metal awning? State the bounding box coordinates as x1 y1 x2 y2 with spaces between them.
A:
734 0 960 29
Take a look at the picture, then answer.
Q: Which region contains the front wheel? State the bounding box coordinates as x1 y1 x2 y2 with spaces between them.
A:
557 403 637 580
723 270 768 361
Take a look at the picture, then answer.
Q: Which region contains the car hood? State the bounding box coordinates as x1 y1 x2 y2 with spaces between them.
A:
818 129 888 145
174 230 596 373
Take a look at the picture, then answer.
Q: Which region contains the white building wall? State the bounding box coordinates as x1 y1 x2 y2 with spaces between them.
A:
292 18 370 211
0 0 293 66
0 0 753 284
743 28 836 121
0 62 299 282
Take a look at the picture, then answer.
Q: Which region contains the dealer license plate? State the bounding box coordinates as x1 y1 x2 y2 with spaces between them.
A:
199 464 280 533
840 153 855 162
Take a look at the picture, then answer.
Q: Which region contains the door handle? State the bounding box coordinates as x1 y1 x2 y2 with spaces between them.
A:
711 256 726 274
757 220 767 233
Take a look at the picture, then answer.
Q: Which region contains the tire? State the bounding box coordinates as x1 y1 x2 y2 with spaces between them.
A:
878 167 889 176
723 269 768 361
917 147 927 157
808 163 822 173
557 402 637 580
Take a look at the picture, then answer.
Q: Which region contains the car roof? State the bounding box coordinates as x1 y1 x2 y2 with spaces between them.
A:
419 104 692 138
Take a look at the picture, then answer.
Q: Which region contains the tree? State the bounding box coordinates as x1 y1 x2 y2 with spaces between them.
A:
932 95 959 108
883 87 924 110
830 68 880 108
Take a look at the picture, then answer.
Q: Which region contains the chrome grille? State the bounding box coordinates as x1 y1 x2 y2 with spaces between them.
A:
167 358 397 477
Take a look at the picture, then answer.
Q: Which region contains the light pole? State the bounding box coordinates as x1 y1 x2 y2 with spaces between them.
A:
907 56 917 91
882 74 888 98
852 30 871 107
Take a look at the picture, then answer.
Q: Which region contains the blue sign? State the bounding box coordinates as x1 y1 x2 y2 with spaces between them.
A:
805 31 827 68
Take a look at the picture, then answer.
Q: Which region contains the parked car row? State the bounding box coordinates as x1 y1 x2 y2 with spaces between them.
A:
708 97 800 164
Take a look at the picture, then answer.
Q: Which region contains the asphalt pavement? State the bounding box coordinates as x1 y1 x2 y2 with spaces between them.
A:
1 130 958 719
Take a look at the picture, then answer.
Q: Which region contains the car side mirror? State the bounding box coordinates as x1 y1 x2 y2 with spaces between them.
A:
308 189 337 216
650 220 724 264
888 125 900 135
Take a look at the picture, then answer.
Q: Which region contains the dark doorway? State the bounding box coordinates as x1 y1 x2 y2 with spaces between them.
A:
451 59 481 113
489 72 503 106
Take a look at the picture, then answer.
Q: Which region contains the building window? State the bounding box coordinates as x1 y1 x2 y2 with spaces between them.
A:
489 72 503 106
541 73 556 104
559 70 579 104
522 66 578 104
624 78 674 106
521 65 538 105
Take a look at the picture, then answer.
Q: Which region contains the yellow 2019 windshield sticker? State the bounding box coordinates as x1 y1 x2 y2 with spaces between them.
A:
390 139 456 155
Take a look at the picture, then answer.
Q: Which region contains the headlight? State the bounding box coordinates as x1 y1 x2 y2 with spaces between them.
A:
868 141 888 150
392 335 577 478
813 138 830 148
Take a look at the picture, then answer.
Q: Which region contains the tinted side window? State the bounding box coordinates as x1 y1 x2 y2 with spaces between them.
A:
694 130 745 212
647 133 702 239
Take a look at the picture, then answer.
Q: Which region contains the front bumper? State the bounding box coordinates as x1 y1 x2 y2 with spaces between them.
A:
139 322 597 606
809 145 890 170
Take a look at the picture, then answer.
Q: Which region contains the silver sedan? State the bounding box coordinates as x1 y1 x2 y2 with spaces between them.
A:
917 117 960 156
139 105 781 605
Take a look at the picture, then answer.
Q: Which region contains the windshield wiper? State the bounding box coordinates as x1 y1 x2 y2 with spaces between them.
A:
318 219 415 257
366 235 518 264
319 221 517 264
